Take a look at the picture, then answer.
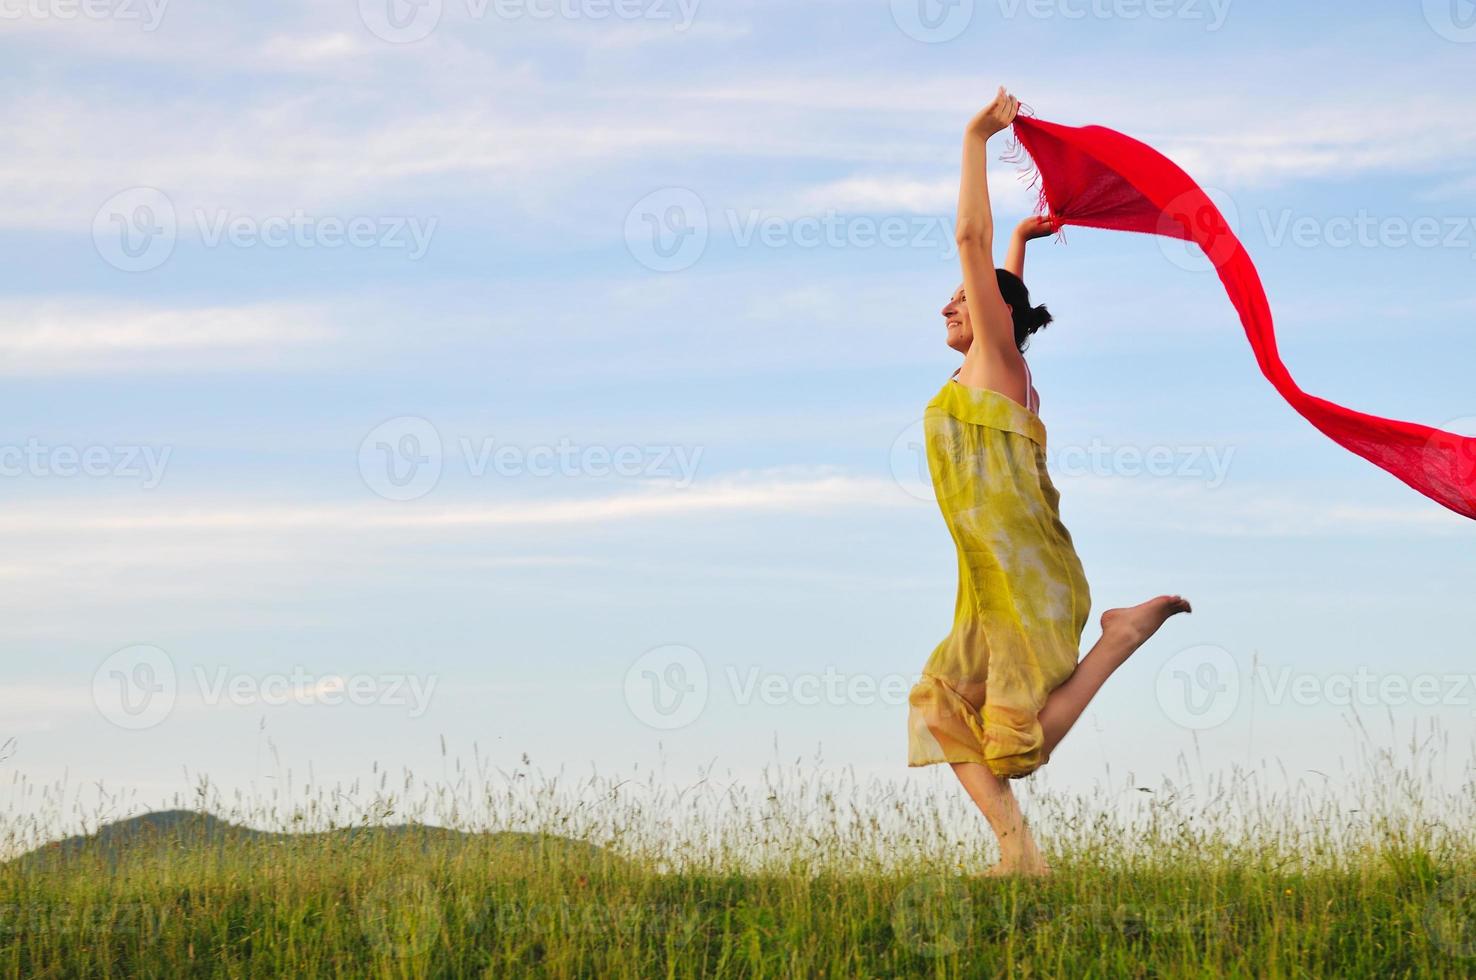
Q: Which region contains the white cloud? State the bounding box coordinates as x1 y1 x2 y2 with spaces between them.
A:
0 471 911 623
3 51 1469 239
0 470 906 534
680 66 1476 190
790 168 1035 216
257 32 367 64
0 302 340 373
1060 471 1467 537
585 18 753 47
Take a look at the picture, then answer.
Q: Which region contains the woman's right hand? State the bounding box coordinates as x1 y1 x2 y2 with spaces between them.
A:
966 86 1020 140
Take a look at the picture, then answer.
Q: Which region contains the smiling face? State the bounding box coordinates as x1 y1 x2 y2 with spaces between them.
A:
941 283 971 354
943 281 1014 355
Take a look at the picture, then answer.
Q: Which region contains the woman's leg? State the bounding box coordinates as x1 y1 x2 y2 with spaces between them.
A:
1038 594 1191 761
947 761 1048 875
936 595 1190 875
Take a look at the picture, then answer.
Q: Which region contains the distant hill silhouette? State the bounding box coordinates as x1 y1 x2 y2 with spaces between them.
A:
8 809 626 874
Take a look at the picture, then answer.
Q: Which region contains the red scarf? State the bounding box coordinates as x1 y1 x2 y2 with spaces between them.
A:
1008 114 1476 520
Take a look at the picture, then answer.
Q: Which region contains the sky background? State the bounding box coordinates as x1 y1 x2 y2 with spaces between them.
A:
3 0 1476 835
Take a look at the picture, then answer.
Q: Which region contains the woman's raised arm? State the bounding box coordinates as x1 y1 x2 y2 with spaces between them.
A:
1004 216 1055 279
954 87 1027 400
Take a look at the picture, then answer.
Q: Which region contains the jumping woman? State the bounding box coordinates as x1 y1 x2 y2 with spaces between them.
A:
906 87 1193 877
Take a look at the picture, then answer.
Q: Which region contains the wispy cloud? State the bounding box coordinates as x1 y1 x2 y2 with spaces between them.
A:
0 302 340 373
7 48 1473 237
256 32 368 64
1061 472 1468 537
790 169 1035 215
0 471 907 533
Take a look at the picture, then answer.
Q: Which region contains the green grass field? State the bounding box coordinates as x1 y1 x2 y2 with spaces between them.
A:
5 849 1476 977
4 728 1476 977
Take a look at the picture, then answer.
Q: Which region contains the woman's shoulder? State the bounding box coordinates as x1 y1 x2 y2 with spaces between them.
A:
930 372 1047 448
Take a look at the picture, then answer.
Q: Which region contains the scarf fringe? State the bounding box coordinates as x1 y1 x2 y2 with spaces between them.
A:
1000 104 1067 244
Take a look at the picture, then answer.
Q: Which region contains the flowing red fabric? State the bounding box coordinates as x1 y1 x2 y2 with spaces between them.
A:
1006 114 1476 520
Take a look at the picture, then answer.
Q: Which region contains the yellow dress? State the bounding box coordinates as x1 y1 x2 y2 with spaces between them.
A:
906 370 1091 778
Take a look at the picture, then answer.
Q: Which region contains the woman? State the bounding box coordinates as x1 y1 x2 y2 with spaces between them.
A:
906 87 1193 877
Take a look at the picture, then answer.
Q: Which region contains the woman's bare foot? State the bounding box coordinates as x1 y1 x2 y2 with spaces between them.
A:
1098 594 1192 666
976 832 1052 879
977 858 1053 878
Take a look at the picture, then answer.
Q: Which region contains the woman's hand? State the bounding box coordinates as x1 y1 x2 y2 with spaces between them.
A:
1015 215 1055 241
965 86 1020 140
1004 216 1055 277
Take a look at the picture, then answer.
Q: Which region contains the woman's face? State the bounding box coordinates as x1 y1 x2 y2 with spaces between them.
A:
941 283 972 354
942 281 1012 355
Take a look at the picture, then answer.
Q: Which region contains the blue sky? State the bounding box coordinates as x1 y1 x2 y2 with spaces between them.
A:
2 0 1475 830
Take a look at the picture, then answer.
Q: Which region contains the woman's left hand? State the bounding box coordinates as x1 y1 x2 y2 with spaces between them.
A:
1015 215 1055 240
